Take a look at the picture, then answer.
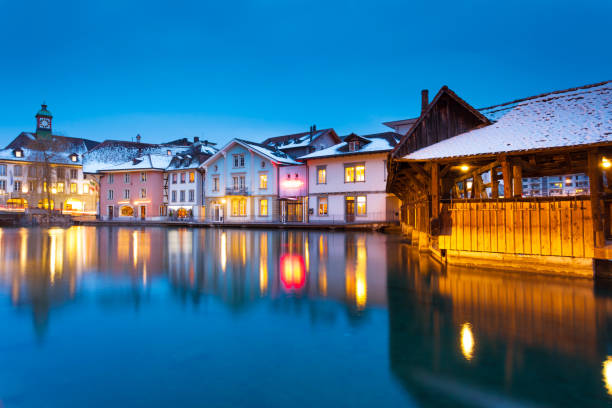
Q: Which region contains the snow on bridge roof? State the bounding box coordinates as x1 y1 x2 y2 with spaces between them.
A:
403 81 612 160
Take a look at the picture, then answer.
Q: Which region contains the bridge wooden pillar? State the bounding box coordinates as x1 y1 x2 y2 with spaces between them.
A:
490 168 499 198
512 165 523 197
588 150 605 248
431 163 439 218
501 157 512 198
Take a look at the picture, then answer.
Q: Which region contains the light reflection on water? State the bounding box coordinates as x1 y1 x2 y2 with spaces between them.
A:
0 226 610 407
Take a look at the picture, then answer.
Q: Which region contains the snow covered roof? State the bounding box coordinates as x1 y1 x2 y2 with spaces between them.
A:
97 154 173 172
82 139 205 173
166 142 218 170
0 132 99 166
299 132 401 160
202 138 301 167
261 128 340 151
403 81 612 160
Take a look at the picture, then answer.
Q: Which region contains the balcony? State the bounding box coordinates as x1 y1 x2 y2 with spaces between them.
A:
226 187 249 196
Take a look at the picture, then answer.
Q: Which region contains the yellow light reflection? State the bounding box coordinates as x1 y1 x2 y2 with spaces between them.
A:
133 230 138 268
304 238 310 272
220 232 227 272
259 233 268 295
355 239 367 310
318 264 327 296
603 356 612 395
461 323 475 361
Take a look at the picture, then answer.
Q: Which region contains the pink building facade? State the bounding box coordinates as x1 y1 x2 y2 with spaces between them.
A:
98 155 170 220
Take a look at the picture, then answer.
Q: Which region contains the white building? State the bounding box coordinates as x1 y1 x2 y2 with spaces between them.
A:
166 140 217 219
300 132 402 224
201 139 300 222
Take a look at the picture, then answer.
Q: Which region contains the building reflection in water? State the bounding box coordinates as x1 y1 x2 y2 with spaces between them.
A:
387 243 612 406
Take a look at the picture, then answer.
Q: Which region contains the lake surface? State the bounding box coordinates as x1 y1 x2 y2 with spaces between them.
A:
0 226 611 407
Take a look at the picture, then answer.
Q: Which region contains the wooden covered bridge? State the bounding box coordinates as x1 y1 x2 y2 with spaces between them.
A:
387 81 612 277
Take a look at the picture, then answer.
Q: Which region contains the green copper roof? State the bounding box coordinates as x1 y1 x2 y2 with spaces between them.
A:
36 104 52 117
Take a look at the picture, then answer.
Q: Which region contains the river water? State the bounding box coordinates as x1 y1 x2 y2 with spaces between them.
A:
0 226 610 407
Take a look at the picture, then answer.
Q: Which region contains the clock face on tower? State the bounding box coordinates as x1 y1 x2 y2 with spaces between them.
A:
39 118 50 129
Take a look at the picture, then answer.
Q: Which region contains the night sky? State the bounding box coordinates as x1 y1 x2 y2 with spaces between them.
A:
0 0 609 146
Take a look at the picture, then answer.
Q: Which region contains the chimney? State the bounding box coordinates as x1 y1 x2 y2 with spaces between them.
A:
309 124 316 142
194 136 200 143
136 134 141 143
421 89 429 114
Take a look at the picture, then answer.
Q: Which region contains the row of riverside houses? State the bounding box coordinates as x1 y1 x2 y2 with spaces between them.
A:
3 104 401 223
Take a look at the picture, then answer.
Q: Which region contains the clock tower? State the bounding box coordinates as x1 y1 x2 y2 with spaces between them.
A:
35 103 53 139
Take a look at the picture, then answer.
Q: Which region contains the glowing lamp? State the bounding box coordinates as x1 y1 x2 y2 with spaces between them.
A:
280 254 306 291
460 164 470 172
602 157 611 169
221 198 227 204
604 356 612 395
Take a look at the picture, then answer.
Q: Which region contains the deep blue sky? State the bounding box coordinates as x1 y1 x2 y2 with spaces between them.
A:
0 0 610 146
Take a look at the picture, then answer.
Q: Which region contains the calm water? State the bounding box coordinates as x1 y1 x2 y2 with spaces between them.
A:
0 226 611 407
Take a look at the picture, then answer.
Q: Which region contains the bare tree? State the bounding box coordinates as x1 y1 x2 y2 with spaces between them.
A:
27 136 71 217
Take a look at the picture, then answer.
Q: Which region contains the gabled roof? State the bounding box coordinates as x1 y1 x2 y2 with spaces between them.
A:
403 80 612 160
202 138 301 168
299 132 401 160
261 128 341 151
166 142 218 170
391 86 490 158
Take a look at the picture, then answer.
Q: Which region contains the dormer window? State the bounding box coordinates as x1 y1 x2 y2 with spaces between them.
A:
14 149 23 158
348 141 360 152
70 153 78 162
167 150 172 155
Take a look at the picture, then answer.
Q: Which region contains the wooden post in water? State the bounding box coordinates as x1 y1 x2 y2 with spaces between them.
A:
588 150 605 248
512 165 523 197
501 158 512 198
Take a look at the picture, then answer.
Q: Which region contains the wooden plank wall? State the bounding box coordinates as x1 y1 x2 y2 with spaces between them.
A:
438 198 594 258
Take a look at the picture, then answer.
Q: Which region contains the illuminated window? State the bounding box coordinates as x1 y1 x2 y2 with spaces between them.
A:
260 174 268 189
120 206 133 216
318 196 328 216
345 163 365 183
71 154 78 162
232 198 247 216
317 166 326 184
189 172 195 183
15 150 22 158
83 183 89 194
141 188 147 198
70 183 78 193
57 182 65 193
260 199 268 216
356 196 367 215
141 172 147 182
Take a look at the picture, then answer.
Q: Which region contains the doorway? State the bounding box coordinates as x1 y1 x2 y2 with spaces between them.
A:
108 205 114 220
345 196 355 222
285 201 303 222
140 206 146 220
213 204 224 222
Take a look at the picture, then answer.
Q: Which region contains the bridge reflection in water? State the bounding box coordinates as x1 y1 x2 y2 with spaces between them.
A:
0 226 610 406
388 244 612 406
